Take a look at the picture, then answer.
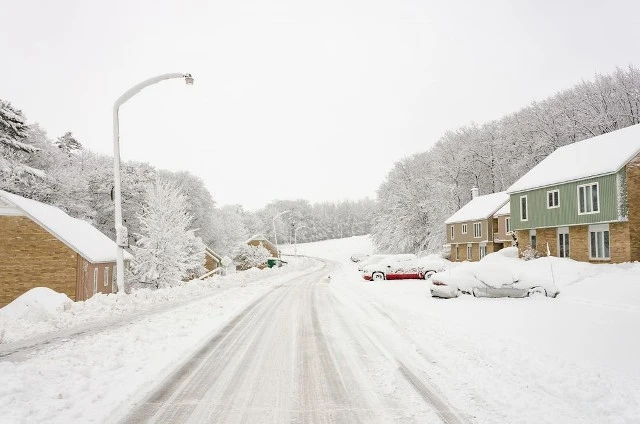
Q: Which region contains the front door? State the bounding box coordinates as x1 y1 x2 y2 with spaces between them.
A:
558 229 570 258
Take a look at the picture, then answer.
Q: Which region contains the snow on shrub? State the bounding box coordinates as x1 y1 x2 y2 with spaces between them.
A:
235 243 271 270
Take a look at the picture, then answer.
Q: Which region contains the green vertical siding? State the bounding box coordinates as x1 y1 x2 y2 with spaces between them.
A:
510 174 619 230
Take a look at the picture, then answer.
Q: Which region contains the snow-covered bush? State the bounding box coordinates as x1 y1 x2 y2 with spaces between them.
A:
130 178 205 288
521 246 541 261
234 243 270 270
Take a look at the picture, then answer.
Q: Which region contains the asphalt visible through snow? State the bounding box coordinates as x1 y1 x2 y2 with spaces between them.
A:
120 259 469 424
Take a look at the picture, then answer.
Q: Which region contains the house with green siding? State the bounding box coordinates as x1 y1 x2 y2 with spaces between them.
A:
506 124 640 263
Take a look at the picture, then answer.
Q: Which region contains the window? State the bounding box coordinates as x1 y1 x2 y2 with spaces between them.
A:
480 244 487 259
578 182 599 214
455 245 460 261
473 222 482 238
558 227 570 258
530 229 537 250
93 268 98 295
505 217 511 233
520 196 528 221
104 267 109 287
450 225 454 240
466 245 473 260
589 224 610 260
547 190 560 208
461 224 468 234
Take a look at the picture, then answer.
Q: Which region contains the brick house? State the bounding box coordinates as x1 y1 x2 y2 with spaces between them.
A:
506 124 640 263
246 234 279 258
445 189 510 261
0 190 132 306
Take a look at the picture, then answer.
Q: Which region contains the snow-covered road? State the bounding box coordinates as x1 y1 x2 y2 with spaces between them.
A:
3 236 639 423
118 258 465 423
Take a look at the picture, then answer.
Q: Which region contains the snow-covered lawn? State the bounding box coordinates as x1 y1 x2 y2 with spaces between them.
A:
289 235 640 423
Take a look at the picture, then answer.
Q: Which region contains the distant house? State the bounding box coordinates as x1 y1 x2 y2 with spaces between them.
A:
246 234 279 258
445 189 510 261
506 124 640 263
0 190 133 306
197 246 222 279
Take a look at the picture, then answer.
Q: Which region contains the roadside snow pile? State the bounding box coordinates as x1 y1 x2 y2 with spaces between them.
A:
0 288 72 321
0 257 314 344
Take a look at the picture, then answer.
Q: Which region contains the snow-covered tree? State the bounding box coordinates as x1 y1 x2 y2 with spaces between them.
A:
130 178 205 288
54 132 83 154
0 100 35 153
234 243 270 270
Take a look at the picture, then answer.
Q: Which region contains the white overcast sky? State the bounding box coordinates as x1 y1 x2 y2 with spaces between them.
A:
2 0 640 209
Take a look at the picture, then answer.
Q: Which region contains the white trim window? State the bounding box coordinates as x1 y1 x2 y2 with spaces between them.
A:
530 229 537 251
473 222 482 238
505 217 511 234
520 195 528 221
455 245 460 261
589 224 610 260
558 227 570 258
93 268 99 295
450 225 455 240
466 244 472 260
578 182 600 214
461 223 468 234
104 267 109 287
479 244 487 259
547 190 560 209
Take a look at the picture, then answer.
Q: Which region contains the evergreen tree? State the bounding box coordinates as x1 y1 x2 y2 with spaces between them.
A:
0 100 38 153
54 131 83 154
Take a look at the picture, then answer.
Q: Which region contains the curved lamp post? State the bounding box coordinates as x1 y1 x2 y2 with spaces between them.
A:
272 210 291 258
294 225 308 256
112 73 194 293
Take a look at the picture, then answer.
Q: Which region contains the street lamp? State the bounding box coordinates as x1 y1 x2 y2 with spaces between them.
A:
272 210 290 258
112 73 194 293
294 225 308 256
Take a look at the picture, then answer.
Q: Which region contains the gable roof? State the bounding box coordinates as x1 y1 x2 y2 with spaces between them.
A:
507 124 640 193
205 246 222 262
494 202 510 217
444 191 509 224
0 190 133 263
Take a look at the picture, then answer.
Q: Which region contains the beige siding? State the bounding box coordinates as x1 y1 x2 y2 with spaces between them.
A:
446 218 494 244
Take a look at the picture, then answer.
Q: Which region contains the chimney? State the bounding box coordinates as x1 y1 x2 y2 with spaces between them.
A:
471 186 479 199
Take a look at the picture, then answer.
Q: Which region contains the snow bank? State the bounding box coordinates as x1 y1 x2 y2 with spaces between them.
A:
0 258 314 344
0 288 72 322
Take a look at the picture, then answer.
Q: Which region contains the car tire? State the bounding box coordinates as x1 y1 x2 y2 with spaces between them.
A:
372 272 385 281
528 287 547 297
423 270 436 280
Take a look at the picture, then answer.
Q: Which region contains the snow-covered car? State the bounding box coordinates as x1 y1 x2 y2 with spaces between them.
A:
362 255 449 281
357 253 416 272
350 253 369 263
429 260 559 299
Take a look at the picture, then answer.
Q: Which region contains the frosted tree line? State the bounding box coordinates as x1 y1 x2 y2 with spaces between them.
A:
0 101 375 267
372 65 640 254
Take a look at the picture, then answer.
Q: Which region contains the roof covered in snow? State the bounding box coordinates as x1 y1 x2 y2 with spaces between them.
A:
0 190 132 263
494 202 510 217
444 191 509 224
507 124 640 193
